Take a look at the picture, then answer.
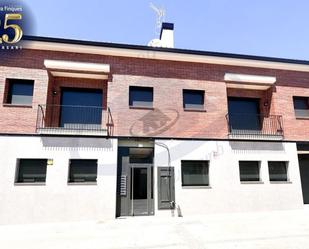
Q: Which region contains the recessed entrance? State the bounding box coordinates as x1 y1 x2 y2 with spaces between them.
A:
116 144 154 217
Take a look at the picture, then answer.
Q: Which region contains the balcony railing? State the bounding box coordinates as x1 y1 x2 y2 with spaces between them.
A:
36 104 114 136
226 113 284 140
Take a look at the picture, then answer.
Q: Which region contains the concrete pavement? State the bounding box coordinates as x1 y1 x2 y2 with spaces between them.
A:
1 208 309 249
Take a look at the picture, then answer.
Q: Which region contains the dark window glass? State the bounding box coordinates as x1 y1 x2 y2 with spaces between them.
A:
228 97 261 130
183 89 205 109
16 159 47 183
68 159 97 183
181 161 209 186
130 167 148 200
129 86 153 107
7 79 34 105
293 97 309 118
60 88 103 128
239 161 260 182
268 161 288 181
293 97 309 110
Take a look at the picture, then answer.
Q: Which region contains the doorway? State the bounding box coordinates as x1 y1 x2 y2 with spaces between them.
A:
228 97 261 131
60 88 103 129
130 164 153 216
299 154 309 204
116 146 154 217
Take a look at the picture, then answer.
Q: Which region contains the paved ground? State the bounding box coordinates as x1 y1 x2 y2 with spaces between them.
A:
1 209 309 249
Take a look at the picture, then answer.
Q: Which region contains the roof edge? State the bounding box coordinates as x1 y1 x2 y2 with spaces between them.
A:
22 35 309 66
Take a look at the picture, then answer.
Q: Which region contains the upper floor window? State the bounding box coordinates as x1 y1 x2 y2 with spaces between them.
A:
293 96 309 118
239 161 261 182
228 97 261 131
6 79 34 106
183 89 205 110
15 159 47 184
60 88 103 129
129 86 153 108
181 160 209 186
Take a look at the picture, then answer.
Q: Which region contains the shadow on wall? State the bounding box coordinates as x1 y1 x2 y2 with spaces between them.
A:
40 137 114 151
229 141 285 154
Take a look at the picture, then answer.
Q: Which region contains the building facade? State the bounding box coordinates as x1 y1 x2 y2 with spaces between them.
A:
0 24 309 224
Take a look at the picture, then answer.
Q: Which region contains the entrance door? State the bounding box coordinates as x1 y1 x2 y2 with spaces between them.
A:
60 88 103 129
299 154 309 204
130 164 153 216
116 147 154 217
228 97 261 131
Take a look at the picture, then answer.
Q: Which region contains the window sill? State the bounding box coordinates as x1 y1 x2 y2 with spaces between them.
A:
14 182 46 186
240 181 264 184
183 108 206 112
129 106 154 110
3 103 32 108
68 182 97 185
182 185 211 189
270 181 292 184
295 116 309 120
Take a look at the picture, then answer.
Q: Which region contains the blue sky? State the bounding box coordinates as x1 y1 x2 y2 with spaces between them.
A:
25 0 309 60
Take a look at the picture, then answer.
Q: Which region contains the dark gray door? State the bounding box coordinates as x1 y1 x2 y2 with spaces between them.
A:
60 88 102 129
299 154 309 204
158 167 175 209
117 156 154 217
228 97 261 131
130 164 154 216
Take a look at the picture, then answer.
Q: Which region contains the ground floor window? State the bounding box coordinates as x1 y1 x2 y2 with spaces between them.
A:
68 159 98 183
268 161 288 182
15 159 47 183
181 160 209 186
239 161 260 182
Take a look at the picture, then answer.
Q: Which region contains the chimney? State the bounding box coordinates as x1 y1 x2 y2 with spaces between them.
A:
159 22 174 48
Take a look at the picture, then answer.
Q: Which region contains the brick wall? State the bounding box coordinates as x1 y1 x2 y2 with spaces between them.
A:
0 48 308 141
0 66 49 133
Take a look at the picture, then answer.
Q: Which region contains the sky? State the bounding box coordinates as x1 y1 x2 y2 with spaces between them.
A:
24 0 309 60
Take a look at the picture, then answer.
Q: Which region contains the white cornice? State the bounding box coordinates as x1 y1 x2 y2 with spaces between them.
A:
224 73 276 85
23 41 309 73
44 60 110 73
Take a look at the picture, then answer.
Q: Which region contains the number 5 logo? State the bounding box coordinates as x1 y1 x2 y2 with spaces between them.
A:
0 13 23 44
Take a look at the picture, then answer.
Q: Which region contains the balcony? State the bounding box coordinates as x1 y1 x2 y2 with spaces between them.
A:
36 105 113 136
226 114 284 140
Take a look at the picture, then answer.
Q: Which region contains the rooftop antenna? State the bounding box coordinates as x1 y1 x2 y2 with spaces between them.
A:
150 2 166 36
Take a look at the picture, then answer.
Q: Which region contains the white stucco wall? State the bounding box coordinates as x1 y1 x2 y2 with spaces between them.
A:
154 140 304 217
0 136 118 225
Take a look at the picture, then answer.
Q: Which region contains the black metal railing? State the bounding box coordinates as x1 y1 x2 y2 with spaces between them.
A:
36 104 114 136
226 113 284 138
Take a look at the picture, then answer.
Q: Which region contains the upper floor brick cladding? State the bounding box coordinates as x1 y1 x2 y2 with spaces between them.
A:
0 39 309 141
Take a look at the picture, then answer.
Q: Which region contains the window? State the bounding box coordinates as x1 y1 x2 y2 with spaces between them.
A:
181 160 209 186
6 79 34 105
268 161 288 182
16 159 47 183
129 86 153 108
183 89 205 110
239 161 260 182
228 97 261 131
293 97 309 117
60 88 103 128
68 159 97 183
